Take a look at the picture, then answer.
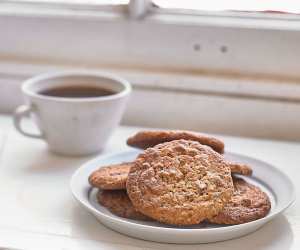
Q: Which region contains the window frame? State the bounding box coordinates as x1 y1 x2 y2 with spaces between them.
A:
1 1 300 91
0 5 298 94
1 1 300 76
1 1 300 140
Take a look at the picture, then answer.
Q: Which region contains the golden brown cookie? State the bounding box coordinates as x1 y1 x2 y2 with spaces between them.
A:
89 163 132 190
97 190 152 221
126 140 234 225
126 130 225 154
89 161 251 192
208 177 271 225
228 162 253 176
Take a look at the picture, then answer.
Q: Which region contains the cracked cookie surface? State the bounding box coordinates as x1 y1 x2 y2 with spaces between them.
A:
209 177 271 225
92 161 252 191
126 140 234 225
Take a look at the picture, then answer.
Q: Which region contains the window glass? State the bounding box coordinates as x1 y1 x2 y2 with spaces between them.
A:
153 0 300 14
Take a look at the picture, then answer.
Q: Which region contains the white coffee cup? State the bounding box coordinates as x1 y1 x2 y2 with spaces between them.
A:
13 71 131 156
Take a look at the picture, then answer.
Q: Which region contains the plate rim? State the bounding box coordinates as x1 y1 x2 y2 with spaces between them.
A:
70 150 296 232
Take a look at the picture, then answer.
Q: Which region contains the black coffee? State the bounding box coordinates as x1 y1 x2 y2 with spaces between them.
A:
39 85 116 98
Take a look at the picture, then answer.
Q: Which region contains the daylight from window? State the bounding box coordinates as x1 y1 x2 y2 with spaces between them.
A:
154 0 300 13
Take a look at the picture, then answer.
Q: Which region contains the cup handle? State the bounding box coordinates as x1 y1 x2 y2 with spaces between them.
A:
13 105 44 139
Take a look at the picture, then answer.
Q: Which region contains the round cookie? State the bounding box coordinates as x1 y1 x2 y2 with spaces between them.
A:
228 162 252 176
209 177 271 225
89 163 132 190
90 161 251 191
126 130 225 154
126 139 234 225
97 190 152 221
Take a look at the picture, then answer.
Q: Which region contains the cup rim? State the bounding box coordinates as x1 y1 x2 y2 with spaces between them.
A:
22 70 132 102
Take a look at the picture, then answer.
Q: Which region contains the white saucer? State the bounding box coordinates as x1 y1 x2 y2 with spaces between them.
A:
70 150 295 244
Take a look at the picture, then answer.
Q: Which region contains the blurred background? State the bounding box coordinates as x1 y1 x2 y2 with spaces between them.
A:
1 0 300 140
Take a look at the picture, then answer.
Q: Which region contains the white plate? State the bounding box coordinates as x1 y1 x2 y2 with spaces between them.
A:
70 150 295 244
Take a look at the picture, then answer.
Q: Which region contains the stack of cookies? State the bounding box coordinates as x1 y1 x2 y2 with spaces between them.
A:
89 130 271 225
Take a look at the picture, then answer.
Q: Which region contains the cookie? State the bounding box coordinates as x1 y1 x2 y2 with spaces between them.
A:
126 139 234 225
97 190 151 221
89 161 250 192
127 130 225 154
89 163 132 190
228 162 252 176
208 177 271 225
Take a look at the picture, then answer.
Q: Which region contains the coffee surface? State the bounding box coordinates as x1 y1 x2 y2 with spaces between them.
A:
39 85 115 98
